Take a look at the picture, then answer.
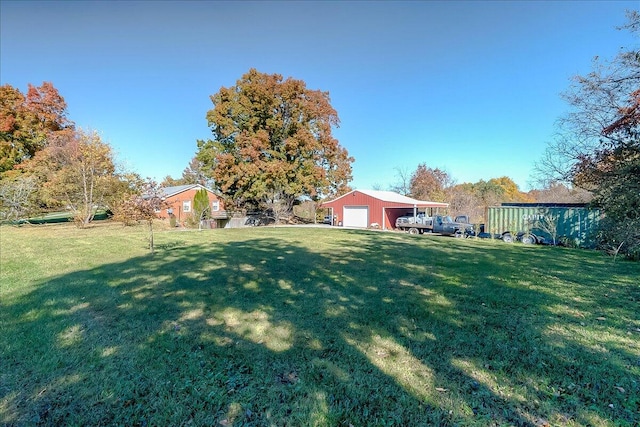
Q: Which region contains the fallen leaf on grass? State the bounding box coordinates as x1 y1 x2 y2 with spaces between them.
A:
276 371 299 385
615 386 625 393
435 387 448 392
596 317 606 321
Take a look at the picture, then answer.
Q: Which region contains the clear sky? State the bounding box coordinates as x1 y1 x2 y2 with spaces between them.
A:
1 1 637 192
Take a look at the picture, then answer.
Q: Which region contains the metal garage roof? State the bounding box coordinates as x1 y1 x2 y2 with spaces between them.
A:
358 190 448 207
322 189 448 208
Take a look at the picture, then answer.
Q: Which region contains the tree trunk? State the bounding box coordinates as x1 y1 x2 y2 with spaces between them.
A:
149 220 154 254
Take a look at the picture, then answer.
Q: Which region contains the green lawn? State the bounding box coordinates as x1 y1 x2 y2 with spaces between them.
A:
1 223 638 426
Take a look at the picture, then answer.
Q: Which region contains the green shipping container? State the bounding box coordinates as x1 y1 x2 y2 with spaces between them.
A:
486 205 602 247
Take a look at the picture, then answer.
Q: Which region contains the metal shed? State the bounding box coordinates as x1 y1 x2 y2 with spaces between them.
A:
320 190 448 230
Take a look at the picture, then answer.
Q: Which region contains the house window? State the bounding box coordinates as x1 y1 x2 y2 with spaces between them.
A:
212 200 220 212
183 201 191 213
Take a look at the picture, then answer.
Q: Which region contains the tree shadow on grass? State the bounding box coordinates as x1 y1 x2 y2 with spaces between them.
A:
1 228 638 426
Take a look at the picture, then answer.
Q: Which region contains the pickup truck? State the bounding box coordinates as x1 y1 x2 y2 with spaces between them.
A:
395 213 474 237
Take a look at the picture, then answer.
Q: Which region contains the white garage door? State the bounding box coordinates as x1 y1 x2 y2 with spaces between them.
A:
343 206 369 228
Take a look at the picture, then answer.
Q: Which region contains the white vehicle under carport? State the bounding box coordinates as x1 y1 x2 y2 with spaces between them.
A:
396 213 474 237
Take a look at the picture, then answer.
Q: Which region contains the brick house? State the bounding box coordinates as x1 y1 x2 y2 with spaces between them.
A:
158 184 229 227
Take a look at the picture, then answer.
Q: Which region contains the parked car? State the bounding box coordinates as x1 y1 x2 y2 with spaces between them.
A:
323 215 332 224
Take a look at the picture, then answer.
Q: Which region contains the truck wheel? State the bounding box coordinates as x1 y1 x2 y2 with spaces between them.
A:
521 234 536 245
502 233 514 243
409 228 419 235
454 231 464 238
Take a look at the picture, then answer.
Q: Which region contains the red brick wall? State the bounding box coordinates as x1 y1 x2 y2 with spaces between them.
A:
158 189 224 222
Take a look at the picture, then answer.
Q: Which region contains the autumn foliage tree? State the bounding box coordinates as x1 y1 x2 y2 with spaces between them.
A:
409 164 453 202
0 82 136 225
398 162 533 222
197 69 353 220
113 179 166 253
537 12 639 188
0 82 73 173
182 157 214 188
576 86 640 258
23 128 121 227
528 181 592 203
537 11 639 258
161 157 214 188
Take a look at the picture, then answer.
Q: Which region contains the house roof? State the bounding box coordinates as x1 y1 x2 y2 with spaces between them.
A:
160 184 215 199
322 189 449 208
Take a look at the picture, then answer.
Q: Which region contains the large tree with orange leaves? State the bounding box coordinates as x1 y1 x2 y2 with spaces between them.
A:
0 82 73 174
409 164 453 202
196 69 353 217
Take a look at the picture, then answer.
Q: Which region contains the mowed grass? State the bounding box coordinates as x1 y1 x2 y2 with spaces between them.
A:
1 223 639 426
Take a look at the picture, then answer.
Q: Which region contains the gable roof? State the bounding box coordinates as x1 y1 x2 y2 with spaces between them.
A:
359 189 446 205
160 184 216 199
322 189 448 208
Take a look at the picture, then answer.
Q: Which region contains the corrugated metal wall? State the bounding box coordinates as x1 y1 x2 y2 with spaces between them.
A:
322 191 386 227
321 191 449 229
486 206 601 247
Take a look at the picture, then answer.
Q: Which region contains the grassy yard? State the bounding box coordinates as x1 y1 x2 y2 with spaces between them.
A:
1 223 638 426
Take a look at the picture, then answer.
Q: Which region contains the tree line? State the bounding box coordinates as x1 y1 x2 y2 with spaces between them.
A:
0 69 354 228
1 11 637 257
0 83 125 226
386 164 591 224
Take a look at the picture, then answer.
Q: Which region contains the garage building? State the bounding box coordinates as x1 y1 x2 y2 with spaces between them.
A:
320 190 449 230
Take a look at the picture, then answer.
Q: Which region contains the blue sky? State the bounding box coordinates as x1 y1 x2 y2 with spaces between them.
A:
1 1 637 192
